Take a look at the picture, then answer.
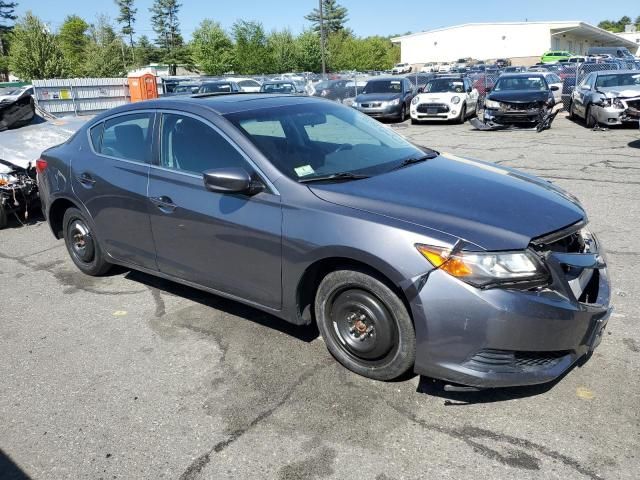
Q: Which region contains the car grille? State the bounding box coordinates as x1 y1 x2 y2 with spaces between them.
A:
361 102 382 108
416 103 449 113
500 102 543 111
466 349 570 373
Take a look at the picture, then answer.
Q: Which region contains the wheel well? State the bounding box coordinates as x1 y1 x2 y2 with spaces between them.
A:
48 198 78 239
296 257 412 326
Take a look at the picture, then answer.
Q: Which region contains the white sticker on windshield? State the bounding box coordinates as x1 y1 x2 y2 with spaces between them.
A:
294 165 315 177
528 78 540 81
391 81 401 84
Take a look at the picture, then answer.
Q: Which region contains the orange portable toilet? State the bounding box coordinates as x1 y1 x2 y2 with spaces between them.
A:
128 73 158 102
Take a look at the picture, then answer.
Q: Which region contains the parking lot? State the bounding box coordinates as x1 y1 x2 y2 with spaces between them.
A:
1 113 639 480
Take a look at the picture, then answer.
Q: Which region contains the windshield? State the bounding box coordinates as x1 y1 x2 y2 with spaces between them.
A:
0 87 23 95
424 79 465 93
363 80 402 94
200 83 233 93
225 102 425 181
595 73 640 89
494 76 547 91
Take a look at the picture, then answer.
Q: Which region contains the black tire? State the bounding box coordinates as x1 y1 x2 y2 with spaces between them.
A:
315 269 416 381
0 204 7 229
411 118 419 125
398 105 406 123
585 105 596 128
457 103 467 124
62 207 112 276
568 101 576 120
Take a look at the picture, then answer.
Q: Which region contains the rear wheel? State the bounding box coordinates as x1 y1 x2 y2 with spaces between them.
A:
63 207 112 276
568 101 575 120
315 270 416 381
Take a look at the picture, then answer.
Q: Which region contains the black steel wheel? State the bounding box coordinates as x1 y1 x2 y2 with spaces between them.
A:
585 105 596 128
315 270 415 381
63 207 112 276
457 104 467 124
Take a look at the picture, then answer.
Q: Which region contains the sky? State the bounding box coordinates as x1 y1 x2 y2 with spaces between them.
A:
12 0 640 40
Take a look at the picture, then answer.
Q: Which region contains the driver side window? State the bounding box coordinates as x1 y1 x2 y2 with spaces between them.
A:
160 113 247 174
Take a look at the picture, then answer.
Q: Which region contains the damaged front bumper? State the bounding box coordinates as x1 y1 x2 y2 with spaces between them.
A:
408 225 611 388
0 158 39 228
474 103 561 132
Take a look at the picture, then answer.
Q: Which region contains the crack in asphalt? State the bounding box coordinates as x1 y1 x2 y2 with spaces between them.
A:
386 403 605 479
178 362 330 480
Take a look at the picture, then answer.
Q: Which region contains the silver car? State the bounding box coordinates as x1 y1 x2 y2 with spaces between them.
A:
570 70 640 127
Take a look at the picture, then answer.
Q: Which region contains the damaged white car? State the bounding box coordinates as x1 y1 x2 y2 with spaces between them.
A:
570 70 640 127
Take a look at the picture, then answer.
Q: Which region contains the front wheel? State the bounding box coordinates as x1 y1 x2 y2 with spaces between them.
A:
63 207 112 276
398 105 407 122
456 104 467 124
315 270 416 381
585 105 597 128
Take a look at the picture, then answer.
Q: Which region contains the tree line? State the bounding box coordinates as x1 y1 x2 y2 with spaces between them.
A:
597 15 640 33
0 0 399 81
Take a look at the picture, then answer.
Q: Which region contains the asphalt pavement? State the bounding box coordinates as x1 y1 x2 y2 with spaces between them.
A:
1 113 639 480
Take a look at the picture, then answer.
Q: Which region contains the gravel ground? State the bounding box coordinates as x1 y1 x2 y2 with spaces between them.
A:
1 113 639 480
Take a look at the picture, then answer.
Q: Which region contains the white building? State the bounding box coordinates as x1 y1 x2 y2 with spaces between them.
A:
391 21 639 67
616 31 640 55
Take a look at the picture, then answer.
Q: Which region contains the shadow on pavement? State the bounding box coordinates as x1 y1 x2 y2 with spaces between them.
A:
629 139 640 149
0 449 31 480
125 269 320 343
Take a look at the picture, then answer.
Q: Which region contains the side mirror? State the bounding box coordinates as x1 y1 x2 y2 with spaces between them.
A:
203 168 264 195
550 85 560 91
417 87 424 93
581 84 591 91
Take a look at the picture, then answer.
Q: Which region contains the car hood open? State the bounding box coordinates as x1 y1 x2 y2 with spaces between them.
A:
488 90 549 103
308 153 585 251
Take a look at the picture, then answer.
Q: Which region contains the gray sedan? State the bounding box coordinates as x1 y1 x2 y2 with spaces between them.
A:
570 70 640 127
37 94 611 388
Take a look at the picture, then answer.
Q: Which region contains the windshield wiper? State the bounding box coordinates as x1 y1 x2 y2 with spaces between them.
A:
298 172 370 184
390 153 438 172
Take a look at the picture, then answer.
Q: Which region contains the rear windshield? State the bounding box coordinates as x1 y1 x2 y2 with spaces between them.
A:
494 77 548 91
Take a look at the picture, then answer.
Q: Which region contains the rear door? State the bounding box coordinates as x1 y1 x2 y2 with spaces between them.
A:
71 112 157 270
147 111 282 309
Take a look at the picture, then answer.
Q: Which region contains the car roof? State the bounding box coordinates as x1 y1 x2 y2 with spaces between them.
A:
498 73 545 78
98 94 329 117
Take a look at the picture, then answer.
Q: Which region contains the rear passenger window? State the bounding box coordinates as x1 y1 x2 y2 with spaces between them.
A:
160 113 247 174
99 113 153 162
89 123 104 151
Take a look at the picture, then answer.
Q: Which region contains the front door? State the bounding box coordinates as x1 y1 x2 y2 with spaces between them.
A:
71 112 157 270
147 112 282 309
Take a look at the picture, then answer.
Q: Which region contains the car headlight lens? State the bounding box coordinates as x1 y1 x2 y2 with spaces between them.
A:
352 102 359 108
411 96 419 105
612 99 624 109
451 96 461 104
389 98 400 106
484 99 501 109
416 244 548 288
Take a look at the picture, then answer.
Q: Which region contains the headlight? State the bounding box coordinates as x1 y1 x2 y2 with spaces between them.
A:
389 98 400 106
352 102 359 108
416 244 548 288
484 99 501 109
411 97 419 105
451 96 461 104
612 99 624 109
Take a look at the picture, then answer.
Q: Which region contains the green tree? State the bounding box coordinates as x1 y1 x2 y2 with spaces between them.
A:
134 34 161 66
150 0 183 74
295 29 322 72
84 15 126 77
115 0 137 59
58 15 90 77
305 0 348 34
232 20 270 74
191 19 233 75
9 12 66 80
0 1 17 81
268 29 297 73
598 15 635 33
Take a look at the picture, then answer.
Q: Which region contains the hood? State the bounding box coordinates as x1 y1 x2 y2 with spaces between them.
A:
308 153 585 251
488 90 549 103
0 94 19 104
599 87 640 98
356 93 401 103
417 92 458 102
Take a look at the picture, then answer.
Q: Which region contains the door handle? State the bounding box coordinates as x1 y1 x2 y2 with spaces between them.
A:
77 172 96 186
150 196 176 213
